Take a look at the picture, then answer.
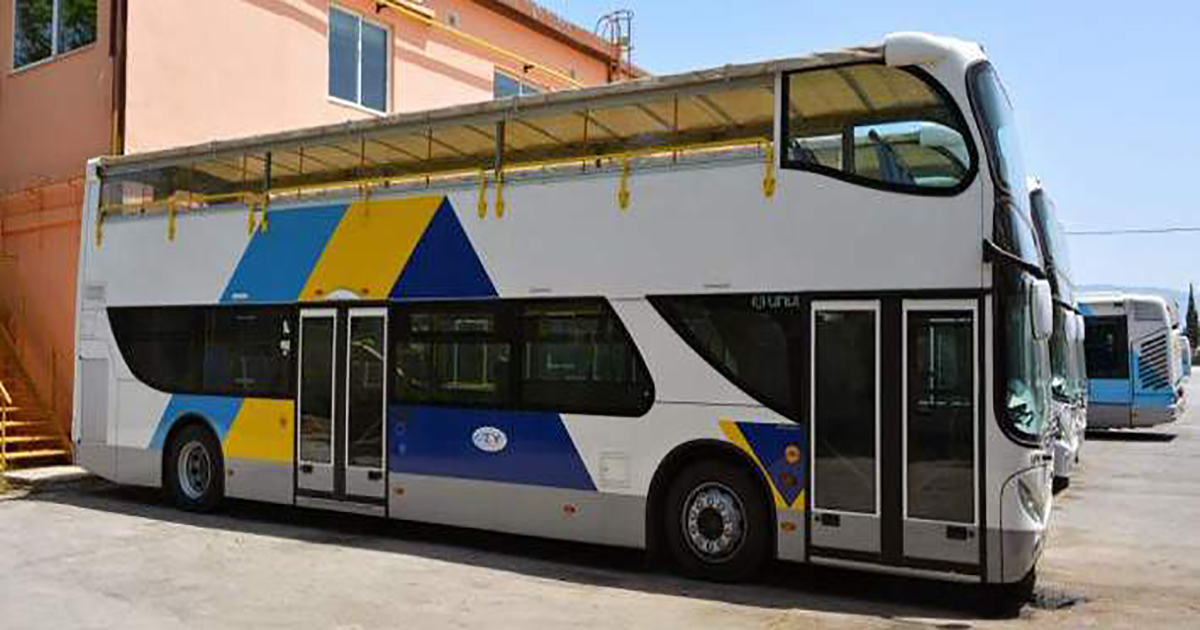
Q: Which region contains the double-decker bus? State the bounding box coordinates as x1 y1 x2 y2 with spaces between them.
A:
74 32 1054 598
1028 178 1087 485
1081 293 1185 428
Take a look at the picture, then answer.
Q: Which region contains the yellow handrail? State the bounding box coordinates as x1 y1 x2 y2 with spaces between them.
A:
1 378 10 477
99 136 772 217
375 0 585 89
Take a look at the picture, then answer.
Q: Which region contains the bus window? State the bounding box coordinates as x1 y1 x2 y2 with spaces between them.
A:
651 295 803 420
519 301 651 416
1084 316 1130 379
393 309 512 408
783 64 974 192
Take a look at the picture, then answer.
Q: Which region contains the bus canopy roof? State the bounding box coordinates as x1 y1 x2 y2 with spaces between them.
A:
98 43 883 214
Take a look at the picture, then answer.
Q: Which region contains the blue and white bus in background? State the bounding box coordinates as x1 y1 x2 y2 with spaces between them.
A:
1080 294 1185 429
1181 334 1193 381
1028 178 1086 484
74 33 1055 603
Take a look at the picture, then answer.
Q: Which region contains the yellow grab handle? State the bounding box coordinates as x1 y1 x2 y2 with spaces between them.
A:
618 158 631 211
762 142 777 199
477 169 489 219
495 170 505 219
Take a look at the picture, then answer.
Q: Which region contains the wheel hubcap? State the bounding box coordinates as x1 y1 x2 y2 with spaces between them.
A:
682 482 746 563
178 442 212 501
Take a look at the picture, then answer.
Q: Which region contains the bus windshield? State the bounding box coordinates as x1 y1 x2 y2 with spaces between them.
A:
971 63 1040 268
974 63 1050 442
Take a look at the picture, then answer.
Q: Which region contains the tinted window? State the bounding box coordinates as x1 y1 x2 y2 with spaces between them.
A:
907 310 975 524
329 8 358 102
1085 316 1130 379
329 7 388 112
109 306 293 398
784 65 973 191
520 301 651 415
494 71 541 98
651 294 804 418
13 0 95 70
391 299 651 416
360 21 389 112
394 308 512 407
813 308 877 514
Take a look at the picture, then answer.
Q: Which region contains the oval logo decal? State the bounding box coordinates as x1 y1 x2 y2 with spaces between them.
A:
472 426 508 453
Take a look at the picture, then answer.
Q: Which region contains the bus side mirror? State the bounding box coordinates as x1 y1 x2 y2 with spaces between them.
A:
1031 279 1053 341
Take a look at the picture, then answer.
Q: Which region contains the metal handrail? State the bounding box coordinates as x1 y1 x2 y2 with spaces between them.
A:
1 378 10 474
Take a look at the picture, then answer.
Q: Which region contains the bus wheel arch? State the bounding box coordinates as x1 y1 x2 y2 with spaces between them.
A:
162 415 226 512
646 440 775 580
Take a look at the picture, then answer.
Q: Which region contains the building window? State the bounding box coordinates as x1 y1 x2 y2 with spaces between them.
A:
329 6 389 113
12 0 97 70
494 70 541 99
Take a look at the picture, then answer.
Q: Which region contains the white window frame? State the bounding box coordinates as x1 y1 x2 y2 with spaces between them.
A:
809 300 882 518
327 4 392 115
11 0 98 72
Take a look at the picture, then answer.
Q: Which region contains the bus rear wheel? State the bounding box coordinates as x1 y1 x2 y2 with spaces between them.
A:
664 459 769 582
165 424 225 512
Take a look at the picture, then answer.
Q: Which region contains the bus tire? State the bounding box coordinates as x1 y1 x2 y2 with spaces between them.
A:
980 568 1036 618
165 423 225 512
664 459 769 582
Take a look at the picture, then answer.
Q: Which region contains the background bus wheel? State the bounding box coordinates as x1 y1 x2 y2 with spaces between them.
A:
664 459 769 582
166 424 225 512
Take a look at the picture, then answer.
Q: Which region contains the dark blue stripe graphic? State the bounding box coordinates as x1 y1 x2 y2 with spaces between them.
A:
388 405 595 491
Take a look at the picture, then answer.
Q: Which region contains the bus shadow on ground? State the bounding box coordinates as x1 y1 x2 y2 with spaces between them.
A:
28 480 1058 623
1085 430 1177 443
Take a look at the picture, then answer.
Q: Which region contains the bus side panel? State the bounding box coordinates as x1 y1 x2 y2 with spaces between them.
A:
1088 379 1132 429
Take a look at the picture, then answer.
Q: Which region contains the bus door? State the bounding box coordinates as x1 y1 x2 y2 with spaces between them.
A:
809 299 980 574
810 301 882 558
296 307 388 512
900 301 979 568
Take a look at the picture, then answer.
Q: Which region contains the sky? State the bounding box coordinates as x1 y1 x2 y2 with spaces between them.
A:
553 1 1200 295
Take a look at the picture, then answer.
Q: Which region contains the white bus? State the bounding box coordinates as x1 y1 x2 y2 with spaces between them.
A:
1028 178 1087 485
74 32 1054 600
1081 293 1185 428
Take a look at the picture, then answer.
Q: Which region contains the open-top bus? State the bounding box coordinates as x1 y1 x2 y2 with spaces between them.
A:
74 32 1054 599
1028 178 1087 484
1081 293 1185 428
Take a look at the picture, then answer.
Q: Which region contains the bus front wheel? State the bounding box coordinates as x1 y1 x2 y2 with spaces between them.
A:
664 459 770 582
165 424 225 512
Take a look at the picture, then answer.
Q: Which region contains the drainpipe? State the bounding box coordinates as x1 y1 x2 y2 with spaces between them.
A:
109 0 128 155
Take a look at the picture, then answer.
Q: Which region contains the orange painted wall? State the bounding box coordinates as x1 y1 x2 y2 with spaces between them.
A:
0 1 112 435
124 0 611 153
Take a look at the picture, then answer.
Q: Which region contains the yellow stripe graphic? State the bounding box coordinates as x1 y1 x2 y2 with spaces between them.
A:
300 196 443 301
719 419 791 510
225 399 295 463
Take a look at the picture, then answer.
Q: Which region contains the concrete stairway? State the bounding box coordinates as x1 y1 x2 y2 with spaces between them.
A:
0 339 70 470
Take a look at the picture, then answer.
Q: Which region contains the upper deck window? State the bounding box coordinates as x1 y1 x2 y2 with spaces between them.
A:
329 6 389 113
783 64 975 193
13 0 96 70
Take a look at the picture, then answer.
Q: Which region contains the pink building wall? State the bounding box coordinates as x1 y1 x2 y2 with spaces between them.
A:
124 0 613 153
0 0 623 437
0 0 113 431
